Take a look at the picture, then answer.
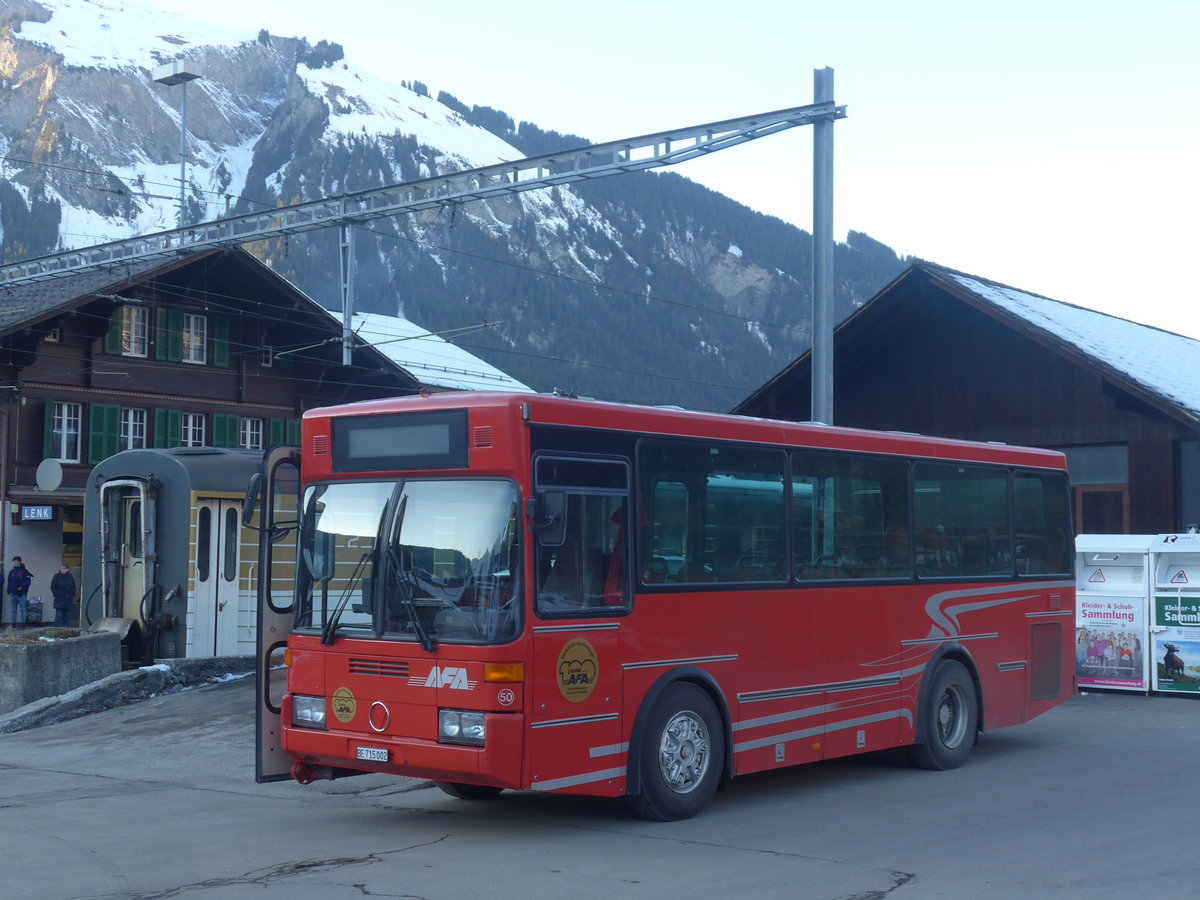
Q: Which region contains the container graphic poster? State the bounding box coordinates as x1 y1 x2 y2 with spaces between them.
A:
1076 595 1148 691
1153 594 1200 693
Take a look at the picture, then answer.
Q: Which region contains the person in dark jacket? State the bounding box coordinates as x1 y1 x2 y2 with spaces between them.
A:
7 556 32 626
51 563 77 628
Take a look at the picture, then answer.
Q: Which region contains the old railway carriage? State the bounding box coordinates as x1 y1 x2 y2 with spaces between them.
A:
253 392 1075 819
85 447 264 661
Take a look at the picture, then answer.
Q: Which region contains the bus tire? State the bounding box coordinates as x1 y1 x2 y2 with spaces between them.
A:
433 781 504 801
627 682 723 820
908 659 977 771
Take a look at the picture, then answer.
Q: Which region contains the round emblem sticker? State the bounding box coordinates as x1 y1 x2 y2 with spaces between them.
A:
331 687 356 723
556 638 598 703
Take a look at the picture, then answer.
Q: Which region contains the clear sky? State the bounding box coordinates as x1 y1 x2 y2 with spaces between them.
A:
142 0 1199 337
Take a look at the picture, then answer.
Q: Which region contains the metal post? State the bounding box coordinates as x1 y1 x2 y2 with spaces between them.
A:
340 220 355 365
811 67 835 425
152 62 202 229
178 79 188 228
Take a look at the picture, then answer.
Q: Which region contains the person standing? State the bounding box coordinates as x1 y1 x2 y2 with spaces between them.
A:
51 563 77 628
7 556 32 626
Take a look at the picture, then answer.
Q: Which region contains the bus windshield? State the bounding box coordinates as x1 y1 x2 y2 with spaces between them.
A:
295 478 521 645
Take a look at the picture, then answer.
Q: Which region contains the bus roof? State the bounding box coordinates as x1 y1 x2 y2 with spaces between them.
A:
305 391 1067 470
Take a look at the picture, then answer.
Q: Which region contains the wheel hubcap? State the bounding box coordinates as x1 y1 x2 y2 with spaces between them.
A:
936 684 968 747
658 710 710 794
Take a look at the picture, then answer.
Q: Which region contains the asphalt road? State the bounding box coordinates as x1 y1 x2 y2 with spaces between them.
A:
1 677 1195 900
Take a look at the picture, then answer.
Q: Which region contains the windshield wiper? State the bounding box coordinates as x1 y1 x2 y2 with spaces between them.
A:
388 545 437 652
320 551 372 645
386 495 437 652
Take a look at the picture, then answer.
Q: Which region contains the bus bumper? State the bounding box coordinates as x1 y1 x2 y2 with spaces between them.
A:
281 702 525 789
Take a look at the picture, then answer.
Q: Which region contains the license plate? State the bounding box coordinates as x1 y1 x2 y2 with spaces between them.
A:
356 746 389 762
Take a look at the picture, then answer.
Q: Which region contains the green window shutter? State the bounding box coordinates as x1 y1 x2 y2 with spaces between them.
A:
286 419 301 444
156 308 183 362
105 310 123 355
168 309 183 362
43 400 54 459
214 316 230 367
212 414 239 448
154 408 182 448
88 404 121 463
155 309 168 360
269 418 285 446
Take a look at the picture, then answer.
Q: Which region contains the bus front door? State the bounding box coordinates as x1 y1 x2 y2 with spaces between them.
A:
528 477 628 797
252 447 300 783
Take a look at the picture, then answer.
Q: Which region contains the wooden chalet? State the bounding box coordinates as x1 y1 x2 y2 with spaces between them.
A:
734 262 1200 535
0 247 450 621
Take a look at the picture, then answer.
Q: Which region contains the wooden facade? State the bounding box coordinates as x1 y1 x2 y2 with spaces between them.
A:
735 263 1200 535
0 248 422 621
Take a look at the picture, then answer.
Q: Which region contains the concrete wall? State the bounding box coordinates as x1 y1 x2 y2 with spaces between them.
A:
0 631 120 714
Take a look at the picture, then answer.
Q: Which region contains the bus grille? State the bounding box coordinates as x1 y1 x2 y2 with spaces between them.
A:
349 658 410 678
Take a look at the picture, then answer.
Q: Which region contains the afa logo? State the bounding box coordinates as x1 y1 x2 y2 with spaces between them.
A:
557 638 599 703
331 687 356 723
408 666 478 690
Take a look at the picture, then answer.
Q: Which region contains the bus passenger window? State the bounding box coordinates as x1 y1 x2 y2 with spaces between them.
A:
792 453 911 580
638 441 786 585
1014 471 1071 575
914 464 1011 577
534 455 630 616
538 493 628 613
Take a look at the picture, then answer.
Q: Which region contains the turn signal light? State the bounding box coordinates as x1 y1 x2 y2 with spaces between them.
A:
483 662 524 683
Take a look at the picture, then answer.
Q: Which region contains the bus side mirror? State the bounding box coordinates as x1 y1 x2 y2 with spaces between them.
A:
243 474 261 528
531 491 566 547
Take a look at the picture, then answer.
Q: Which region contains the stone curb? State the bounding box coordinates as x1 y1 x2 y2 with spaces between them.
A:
0 655 255 734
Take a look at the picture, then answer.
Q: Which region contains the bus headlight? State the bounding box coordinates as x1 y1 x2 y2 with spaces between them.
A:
438 709 486 746
292 695 327 729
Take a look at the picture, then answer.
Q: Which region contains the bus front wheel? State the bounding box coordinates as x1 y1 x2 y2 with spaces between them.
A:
433 781 504 801
628 682 723 821
908 659 977 770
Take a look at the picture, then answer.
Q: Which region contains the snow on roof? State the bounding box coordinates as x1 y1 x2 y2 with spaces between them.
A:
334 311 532 393
943 270 1200 422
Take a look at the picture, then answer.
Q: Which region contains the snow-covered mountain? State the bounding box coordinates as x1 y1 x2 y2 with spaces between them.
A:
0 0 906 410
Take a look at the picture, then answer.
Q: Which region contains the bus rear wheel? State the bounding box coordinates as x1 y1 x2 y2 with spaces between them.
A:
628 682 723 821
433 781 504 801
908 659 977 770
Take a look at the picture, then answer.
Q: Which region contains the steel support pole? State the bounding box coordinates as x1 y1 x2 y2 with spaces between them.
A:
811 67 835 425
340 220 355 365
178 80 188 228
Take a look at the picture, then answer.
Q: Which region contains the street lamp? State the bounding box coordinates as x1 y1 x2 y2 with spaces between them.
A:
152 60 204 228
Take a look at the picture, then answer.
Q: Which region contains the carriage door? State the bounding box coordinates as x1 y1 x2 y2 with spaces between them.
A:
529 455 630 795
192 498 244 656
119 496 146 620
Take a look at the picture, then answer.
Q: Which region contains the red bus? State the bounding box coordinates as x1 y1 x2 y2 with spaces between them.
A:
252 391 1075 819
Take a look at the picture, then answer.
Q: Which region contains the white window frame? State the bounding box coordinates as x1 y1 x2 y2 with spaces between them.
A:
240 417 263 451
182 313 207 364
120 408 147 451
181 412 206 447
51 402 82 463
122 306 149 357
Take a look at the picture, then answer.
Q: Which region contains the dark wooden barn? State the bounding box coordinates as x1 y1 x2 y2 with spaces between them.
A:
734 262 1200 535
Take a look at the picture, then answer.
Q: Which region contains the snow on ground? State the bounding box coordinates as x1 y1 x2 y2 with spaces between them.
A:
19 0 256 68
296 61 523 169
